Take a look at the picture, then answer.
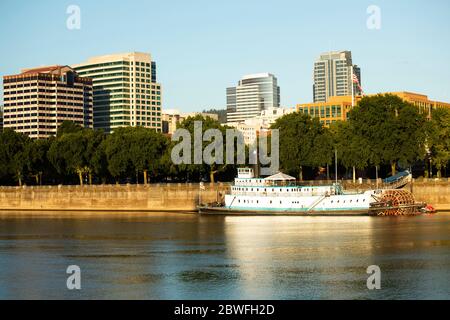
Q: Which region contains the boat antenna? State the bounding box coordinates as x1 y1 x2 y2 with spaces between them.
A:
335 148 338 185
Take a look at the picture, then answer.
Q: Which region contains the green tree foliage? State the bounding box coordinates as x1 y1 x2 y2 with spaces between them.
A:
48 130 90 185
47 122 107 185
57 121 84 137
349 94 428 176
429 108 450 177
271 112 332 180
103 126 169 183
202 108 227 124
175 115 232 182
0 129 30 186
329 121 370 170
24 139 51 185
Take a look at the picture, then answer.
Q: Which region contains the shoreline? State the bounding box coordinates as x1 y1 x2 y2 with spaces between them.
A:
0 208 448 219
0 181 449 216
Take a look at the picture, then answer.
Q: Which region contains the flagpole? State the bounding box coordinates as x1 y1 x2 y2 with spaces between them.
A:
351 65 355 107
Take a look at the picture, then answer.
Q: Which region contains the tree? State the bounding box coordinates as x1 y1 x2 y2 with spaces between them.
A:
57 121 83 137
271 112 332 180
102 127 169 183
48 130 89 185
128 127 168 184
0 129 29 186
429 108 450 178
24 139 51 185
202 108 227 124
349 94 427 176
103 128 132 183
174 115 231 182
84 129 107 184
329 121 370 180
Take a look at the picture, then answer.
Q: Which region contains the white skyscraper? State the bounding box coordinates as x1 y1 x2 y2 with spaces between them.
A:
227 73 280 123
313 51 361 103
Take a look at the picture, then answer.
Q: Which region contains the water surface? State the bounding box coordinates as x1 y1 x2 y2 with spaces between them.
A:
0 212 449 299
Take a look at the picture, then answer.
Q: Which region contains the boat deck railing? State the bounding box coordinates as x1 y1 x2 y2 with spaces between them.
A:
230 191 336 197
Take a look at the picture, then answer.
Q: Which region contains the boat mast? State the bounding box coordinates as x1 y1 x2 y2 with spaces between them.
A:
335 148 338 185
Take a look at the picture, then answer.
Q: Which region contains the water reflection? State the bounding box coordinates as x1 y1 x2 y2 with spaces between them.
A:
0 212 448 299
223 216 378 299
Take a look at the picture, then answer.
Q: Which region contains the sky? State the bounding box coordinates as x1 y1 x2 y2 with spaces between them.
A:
0 0 449 112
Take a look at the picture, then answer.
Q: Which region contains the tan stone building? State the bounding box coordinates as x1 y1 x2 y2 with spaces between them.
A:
297 91 450 126
162 109 219 135
2 66 93 139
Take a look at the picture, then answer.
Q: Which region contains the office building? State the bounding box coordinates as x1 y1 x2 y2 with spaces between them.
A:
72 52 162 133
228 107 295 144
2 66 93 139
297 96 353 127
297 92 450 125
162 109 219 135
388 92 450 119
313 51 362 103
227 73 280 123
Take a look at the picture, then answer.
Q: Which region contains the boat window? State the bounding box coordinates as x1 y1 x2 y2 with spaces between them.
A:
270 200 272 204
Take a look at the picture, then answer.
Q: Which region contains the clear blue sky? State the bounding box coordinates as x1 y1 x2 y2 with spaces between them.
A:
1 0 449 112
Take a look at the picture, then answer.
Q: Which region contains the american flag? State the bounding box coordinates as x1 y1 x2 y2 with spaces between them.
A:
352 73 364 95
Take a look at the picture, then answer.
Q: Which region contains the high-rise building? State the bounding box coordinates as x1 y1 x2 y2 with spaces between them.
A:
2 66 93 139
0 108 3 132
313 51 361 103
72 52 162 133
227 73 280 123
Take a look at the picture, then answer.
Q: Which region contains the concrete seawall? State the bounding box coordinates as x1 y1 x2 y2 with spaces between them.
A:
0 180 448 213
0 183 230 213
410 181 450 211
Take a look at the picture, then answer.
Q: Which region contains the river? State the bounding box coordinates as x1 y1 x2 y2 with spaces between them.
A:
0 212 449 300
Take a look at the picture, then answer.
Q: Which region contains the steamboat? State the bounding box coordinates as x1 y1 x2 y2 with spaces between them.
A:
198 168 429 216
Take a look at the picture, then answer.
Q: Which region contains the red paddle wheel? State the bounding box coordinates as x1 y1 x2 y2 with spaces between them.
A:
377 190 416 216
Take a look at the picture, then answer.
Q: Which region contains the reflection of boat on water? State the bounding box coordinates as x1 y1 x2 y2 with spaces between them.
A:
198 168 429 216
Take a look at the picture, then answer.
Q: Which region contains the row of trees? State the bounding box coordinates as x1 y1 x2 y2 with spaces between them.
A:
0 116 239 186
0 94 449 186
272 94 450 180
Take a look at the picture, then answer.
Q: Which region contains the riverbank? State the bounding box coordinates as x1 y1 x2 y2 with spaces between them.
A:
0 183 229 213
0 180 449 214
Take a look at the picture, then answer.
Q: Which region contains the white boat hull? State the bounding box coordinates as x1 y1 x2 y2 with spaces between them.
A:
224 191 377 213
